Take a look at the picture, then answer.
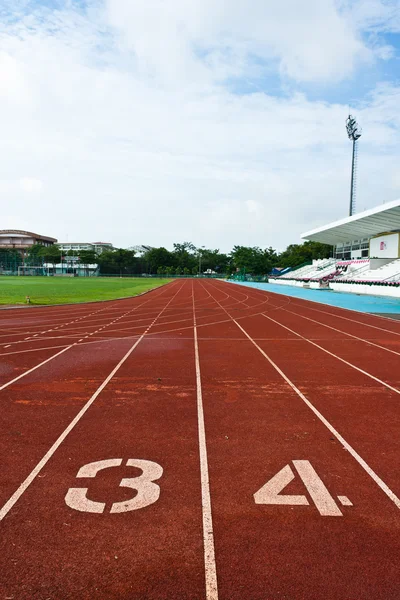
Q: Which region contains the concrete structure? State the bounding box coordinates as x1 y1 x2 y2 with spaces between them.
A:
43 262 98 276
59 242 113 254
269 200 400 298
0 230 57 259
301 198 400 260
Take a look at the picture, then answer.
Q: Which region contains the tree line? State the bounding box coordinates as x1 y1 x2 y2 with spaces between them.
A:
21 240 332 276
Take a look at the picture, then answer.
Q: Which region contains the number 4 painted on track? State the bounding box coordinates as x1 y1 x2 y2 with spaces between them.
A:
254 460 353 517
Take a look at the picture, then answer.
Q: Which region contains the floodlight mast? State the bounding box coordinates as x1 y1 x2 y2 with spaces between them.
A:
346 114 362 217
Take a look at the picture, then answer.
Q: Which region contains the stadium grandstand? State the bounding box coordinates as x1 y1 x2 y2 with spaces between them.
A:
270 198 400 298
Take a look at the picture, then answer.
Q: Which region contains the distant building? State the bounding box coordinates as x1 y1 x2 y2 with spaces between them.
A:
43 261 99 276
0 229 57 259
58 241 113 255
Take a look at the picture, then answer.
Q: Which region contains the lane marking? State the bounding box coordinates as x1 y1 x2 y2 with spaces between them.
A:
254 461 345 516
286 293 400 334
254 464 308 506
338 496 353 506
65 459 163 514
203 280 400 511
0 285 175 347
0 345 74 393
0 281 179 393
192 284 219 600
235 320 400 510
261 313 400 398
292 460 342 516
3 302 119 346
0 282 185 521
227 279 400 337
269 304 400 358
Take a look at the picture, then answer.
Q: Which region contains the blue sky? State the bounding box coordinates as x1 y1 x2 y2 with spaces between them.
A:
0 0 399 251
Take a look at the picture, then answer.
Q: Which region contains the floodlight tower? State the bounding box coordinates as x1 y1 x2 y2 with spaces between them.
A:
346 114 362 217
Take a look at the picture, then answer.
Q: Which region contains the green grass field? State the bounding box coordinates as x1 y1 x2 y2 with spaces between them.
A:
0 277 172 305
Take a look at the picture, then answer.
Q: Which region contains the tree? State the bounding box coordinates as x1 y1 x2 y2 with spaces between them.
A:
278 241 332 269
26 244 45 265
142 247 174 273
97 248 136 275
78 250 97 276
173 242 196 270
39 245 62 274
229 245 280 275
197 248 230 273
113 249 136 276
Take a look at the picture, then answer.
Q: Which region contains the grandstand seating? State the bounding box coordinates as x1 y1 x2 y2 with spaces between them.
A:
270 257 400 298
333 260 370 280
338 258 400 282
279 258 336 280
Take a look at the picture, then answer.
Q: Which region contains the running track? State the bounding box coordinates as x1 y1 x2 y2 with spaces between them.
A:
0 279 399 599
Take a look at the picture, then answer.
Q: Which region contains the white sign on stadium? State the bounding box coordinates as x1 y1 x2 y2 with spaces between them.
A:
369 233 400 259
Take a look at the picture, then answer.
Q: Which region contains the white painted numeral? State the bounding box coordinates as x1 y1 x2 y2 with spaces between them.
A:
65 459 163 514
254 460 350 517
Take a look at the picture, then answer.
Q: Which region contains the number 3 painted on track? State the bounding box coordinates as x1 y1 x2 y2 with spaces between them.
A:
65 459 163 514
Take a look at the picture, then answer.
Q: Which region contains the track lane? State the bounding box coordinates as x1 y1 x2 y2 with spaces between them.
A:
0 283 180 507
0 282 177 386
196 279 400 599
0 281 215 599
1 278 399 599
211 281 400 495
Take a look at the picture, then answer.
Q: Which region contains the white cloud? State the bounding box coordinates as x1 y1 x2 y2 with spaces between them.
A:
0 1 399 251
105 0 370 84
19 177 43 193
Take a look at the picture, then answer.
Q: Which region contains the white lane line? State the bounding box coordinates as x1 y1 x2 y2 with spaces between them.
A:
234 280 400 337
289 296 400 335
192 285 219 600
0 346 73 393
0 288 168 347
0 336 144 522
0 281 185 522
262 313 400 398
280 308 400 358
203 280 400 511
234 320 400 510
0 281 179 393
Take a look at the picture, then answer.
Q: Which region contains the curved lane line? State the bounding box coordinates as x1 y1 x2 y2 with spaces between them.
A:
0 281 185 521
203 279 400 511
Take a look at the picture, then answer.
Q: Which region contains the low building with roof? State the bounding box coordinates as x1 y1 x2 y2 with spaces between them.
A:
0 230 57 258
58 241 113 255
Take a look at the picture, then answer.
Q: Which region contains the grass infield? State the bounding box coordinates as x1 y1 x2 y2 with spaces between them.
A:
0 276 172 306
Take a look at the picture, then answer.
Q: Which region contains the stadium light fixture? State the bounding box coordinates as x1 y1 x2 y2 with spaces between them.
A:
346 114 362 217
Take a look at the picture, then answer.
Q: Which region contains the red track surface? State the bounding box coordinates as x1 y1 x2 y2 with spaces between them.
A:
0 279 399 599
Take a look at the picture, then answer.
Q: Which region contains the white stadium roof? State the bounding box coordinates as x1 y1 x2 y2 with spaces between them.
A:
301 198 400 245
